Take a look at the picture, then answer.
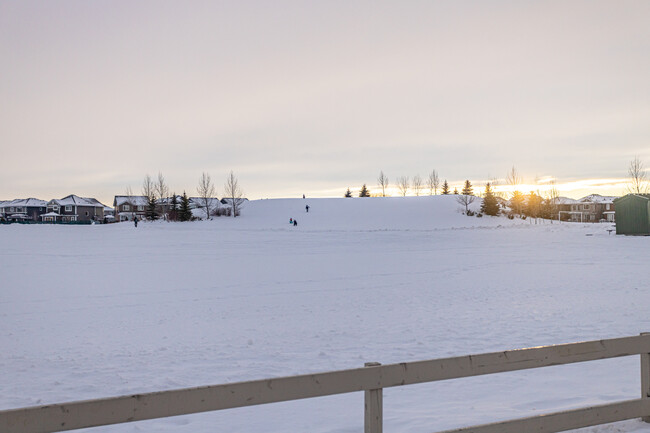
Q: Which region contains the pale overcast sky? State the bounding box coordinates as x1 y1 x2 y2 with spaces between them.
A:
1 1 649 204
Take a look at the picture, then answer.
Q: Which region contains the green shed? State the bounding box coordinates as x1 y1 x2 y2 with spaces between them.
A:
614 194 650 235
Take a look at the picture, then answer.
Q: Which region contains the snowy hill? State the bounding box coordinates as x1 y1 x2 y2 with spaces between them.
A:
231 195 521 230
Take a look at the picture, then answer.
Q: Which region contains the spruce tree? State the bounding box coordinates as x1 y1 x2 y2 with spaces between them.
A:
480 183 499 216
510 190 525 216
453 188 459 195
344 188 352 198
180 191 192 222
359 184 370 197
461 180 473 196
146 196 157 221
525 192 543 219
169 193 178 221
441 180 450 195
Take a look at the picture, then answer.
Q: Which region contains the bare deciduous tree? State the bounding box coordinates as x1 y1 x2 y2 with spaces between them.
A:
197 172 217 220
545 180 560 220
142 174 155 202
427 170 440 195
456 193 476 213
506 166 522 194
224 171 244 217
153 172 169 219
377 171 389 197
397 176 409 196
142 174 156 220
627 156 649 194
412 175 423 196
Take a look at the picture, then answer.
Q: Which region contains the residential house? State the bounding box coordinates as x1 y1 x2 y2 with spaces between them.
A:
189 197 221 219
570 194 617 222
0 198 48 221
155 195 183 219
113 196 148 222
46 195 105 222
553 197 580 221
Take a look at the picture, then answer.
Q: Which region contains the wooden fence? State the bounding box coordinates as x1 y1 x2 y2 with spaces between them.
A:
2 334 650 433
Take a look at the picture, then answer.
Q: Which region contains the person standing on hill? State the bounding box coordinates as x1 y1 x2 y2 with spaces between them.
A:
305 205 310 213
134 216 138 228
293 219 297 226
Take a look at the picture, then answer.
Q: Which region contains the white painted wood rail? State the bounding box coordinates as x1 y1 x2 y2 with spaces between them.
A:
2 334 650 433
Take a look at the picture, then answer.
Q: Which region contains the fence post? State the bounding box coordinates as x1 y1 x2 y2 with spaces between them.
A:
642 333 650 423
364 362 383 433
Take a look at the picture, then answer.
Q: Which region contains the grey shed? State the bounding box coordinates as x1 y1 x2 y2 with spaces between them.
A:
614 194 650 235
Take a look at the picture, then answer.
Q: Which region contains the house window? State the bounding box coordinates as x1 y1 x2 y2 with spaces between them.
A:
606 204 611 210
53 205 59 211
124 205 130 211
65 205 72 212
583 205 589 210
137 206 144 211
16 207 23 212
85 211 89 216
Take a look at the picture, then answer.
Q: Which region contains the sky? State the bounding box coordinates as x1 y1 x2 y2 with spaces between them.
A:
1 0 649 205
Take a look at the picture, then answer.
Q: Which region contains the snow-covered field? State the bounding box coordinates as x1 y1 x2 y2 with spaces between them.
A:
2 195 650 432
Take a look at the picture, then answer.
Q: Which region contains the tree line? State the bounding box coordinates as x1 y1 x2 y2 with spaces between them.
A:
132 170 244 221
342 167 560 219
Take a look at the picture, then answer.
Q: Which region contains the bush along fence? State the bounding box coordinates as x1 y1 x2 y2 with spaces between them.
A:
2 334 650 433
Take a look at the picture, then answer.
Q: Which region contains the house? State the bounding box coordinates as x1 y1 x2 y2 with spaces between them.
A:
0 198 48 221
614 194 650 235
553 197 580 221
113 196 148 222
189 197 221 219
155 195 183 219
46 195 105 222
572 194 617 222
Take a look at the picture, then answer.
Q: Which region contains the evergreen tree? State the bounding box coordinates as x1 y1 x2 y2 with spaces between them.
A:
461 180 474 196
480 183 499 216
540 198 555 220
441 180 450 195
510 190 525 216
179 191 192 222
453 188 459 195
344 188 352 198
359 184 370 197
168 193 178 221
525 191 543 219
146 196 157 221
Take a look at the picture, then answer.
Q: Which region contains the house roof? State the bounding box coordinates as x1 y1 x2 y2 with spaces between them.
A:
578 194 618 204
0 198 48 208
189 197 221 208
113 195 149 207
552 196 579 205
50 195 104 208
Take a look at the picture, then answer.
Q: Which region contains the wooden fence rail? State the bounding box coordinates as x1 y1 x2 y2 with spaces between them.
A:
2 334 650 433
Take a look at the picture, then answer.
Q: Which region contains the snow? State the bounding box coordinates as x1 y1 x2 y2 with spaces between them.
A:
50 194 105 208
2 196 649 433
579 194 618 204
114 196 149 207
0 198 48 208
